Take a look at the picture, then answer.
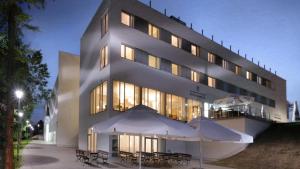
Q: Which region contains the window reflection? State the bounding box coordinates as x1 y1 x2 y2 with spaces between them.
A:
90 81 107 115
142 88 165 115
121 45 135 60
88 128 97 152
100 46 108 69
113 81 140 111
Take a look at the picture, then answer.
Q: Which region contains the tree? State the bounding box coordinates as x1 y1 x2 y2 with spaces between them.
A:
0 1 48 168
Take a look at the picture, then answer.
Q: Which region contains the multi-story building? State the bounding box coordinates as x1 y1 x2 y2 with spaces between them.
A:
79 0 287 156
44 51 80 147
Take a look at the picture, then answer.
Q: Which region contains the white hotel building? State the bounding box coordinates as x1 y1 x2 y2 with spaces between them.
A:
45 0 287 160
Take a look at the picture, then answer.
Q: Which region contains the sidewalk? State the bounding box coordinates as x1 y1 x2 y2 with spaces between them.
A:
21 140 233 169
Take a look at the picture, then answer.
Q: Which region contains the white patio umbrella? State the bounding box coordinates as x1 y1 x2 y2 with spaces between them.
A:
189 117 253 169
92 105 199 169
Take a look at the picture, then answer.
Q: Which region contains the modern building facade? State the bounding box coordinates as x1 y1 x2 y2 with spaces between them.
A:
79 0 287 156
44 51 80 147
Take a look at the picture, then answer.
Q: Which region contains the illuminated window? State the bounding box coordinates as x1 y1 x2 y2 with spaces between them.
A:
148 24 160 39
148 55 160 69
246 71 252 80
119 135 157 153
208 77 216 88
100 46 108 69
235 66 241 75
257 76 262 85
142 88 165 115
191 70 200 82
187 99 202 122
121 45 135 60
208 53 215 63
171 64 180 76
121 12 134 27
191 44 200 56
90 81 107 115
171 35 182 48
113 81 140 111
222 60 229 69
101 13 108 37
166 94 186 121
88 128 97 152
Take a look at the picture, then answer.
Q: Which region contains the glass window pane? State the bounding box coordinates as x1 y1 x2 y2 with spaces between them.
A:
121 45 125 58
171 35 178 47
120 135 129 152
125 83 135 110
103 81 107 110
120 82 125 111
171 64 178 75
113 81 120 111
121 12 130 26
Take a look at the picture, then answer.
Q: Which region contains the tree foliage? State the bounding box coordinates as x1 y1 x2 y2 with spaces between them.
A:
0 0 49 168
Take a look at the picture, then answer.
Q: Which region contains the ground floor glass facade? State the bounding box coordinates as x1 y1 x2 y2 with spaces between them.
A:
113 80 202 122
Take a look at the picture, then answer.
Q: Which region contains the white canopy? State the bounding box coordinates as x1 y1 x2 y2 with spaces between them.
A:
189 117 242 142
214 95 254 108
92 105 198 140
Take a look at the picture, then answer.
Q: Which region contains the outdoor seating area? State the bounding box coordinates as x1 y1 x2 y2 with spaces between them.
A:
119 151 192 167
76 149 108 166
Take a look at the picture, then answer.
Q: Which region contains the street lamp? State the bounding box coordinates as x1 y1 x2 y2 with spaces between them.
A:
15 89 24 162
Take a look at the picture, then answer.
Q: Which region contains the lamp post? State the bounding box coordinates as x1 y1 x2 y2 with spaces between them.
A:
26 120 29 142
15 89 24 161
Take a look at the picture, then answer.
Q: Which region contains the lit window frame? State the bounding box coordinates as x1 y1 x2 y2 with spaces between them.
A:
208 77 216 88
208 52 215 63
121 11 134 27
171 35 182 48
121 44 135 61
100 45 108 69
148 55 160 69
101 13 109 37
171 63 180 76
148 24 160 39
191 44 200 56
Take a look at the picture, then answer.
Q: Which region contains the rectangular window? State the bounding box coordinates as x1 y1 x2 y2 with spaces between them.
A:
246 71 252 80
222 60 229 69
166 94 186 121
191 70 200 82
235 66 241 75
100 46 108 69
121 45 135 60
191 44 200 56
90 81 107 115
257 76 262 85
88 128 97 152
142 88 165 115
208 53 215 63
121 11 134 27
187 99 202 122
208 77 216 88
113 81 140 111
171 35 182 48
171 64 180 76
101 13 108 37
148 55 160 69
148 24 160 39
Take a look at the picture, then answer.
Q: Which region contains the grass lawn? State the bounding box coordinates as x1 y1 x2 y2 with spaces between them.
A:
14 140 30 169
212 123 300 169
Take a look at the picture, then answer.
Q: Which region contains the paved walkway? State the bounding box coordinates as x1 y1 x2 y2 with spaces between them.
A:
21 140 233 169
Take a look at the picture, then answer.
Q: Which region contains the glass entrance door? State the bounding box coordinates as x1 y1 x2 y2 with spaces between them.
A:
145 137 158 153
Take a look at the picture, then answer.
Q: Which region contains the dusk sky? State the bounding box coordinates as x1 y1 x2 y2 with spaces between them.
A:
24 0 300 122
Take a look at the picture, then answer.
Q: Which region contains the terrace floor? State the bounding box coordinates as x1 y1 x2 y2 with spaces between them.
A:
20 140 233 169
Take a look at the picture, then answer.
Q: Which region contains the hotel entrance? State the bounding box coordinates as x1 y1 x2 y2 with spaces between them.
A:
119 134 158 153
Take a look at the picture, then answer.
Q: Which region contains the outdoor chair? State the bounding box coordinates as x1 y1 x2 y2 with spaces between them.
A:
97 150 109 164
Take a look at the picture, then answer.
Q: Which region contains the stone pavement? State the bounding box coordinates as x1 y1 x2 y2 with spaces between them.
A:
21 140 233 169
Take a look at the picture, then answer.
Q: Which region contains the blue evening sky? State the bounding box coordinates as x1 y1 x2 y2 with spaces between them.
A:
24 0 300 122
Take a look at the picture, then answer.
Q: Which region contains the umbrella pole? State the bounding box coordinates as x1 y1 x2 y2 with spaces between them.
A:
199 140 203 169
139 134 142 169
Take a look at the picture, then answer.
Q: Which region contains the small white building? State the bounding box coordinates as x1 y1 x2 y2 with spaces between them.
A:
44 51 80 147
